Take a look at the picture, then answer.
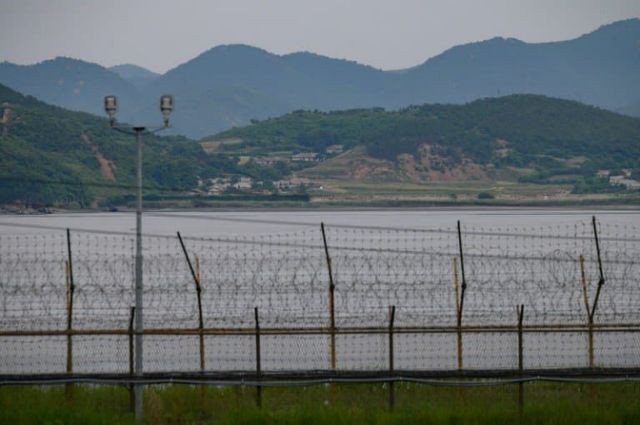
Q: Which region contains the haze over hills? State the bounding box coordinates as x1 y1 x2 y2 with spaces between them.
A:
109 64 160 89
0 19 638 138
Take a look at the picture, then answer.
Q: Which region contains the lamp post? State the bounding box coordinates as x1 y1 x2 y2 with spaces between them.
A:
104 95 173 421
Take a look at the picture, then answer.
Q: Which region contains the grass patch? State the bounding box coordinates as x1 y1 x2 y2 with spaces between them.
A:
2 382 640 424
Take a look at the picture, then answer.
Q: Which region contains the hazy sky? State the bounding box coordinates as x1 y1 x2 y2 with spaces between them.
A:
1 0 639 73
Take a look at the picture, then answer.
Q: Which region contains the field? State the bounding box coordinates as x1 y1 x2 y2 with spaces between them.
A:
307 178 640 206
2 382 640 424
295 146 640 205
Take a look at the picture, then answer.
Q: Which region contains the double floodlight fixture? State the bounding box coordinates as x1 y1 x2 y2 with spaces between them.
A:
103 94 174 127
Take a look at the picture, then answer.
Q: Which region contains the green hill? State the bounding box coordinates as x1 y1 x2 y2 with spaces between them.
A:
211 95 640 181
0 84 211 208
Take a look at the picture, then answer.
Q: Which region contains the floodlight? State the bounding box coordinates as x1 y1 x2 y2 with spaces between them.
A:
104 95 117 125
160 95 173 126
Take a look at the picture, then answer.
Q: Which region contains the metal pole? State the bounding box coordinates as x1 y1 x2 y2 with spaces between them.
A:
255 307 262 408
517 304 524 421
388 305 396 411
176 232 205 371
128 306 136 413
65 229 75 401
589 216 606 323
453 258 460 316
195 255 205 372
456 221 467 370
588 216 605 369
588 321 594 368
134 127 144 420
453 257 463 370
579 255 594 368
321 222 337 370
579 255 590 318
457 221 467 318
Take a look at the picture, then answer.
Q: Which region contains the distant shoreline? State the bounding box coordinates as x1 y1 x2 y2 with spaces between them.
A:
2 202 639 216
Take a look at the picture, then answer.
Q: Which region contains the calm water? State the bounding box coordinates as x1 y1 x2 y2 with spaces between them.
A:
0 207 638 236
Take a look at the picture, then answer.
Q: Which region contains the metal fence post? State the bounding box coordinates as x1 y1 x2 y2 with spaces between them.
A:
128 306 136 413
517 305 525 421
194 255 205 373
254 307 262 409
65 228 75 401
388 305 396 410
588 216 605 368
579 255 590 317
579 255 594 368
456 221 467 370
321 223 337 370
453 257 460 316
177 232 206 372
452 257 462 370
589 216 605 319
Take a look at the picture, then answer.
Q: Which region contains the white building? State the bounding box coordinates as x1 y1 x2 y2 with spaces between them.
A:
291 152 318 162
326 144 344 154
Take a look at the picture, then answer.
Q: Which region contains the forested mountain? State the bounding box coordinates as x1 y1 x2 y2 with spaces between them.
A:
1 19 638 139
213 95 640 174
0 83 210 207
109 64 160 89
396 19 640 111
140 45 390 138
0 57 140 117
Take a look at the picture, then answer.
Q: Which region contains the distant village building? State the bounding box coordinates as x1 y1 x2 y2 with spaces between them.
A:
596 170 610 178
237 156 251 165
610 175 625 184
273 180 294 190
291 152 318 162
609 175 640 189
273 177 313 191
207 177 230 194
624 180 640 189
326 144 344 154
254 156 281 166
233 176 253 190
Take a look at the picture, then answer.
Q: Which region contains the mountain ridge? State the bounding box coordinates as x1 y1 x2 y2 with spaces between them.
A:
1 19 638 138
0 56 140 117
109 64 160 88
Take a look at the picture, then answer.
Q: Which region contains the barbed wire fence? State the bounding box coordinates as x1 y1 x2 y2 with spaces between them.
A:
1 216 640 409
